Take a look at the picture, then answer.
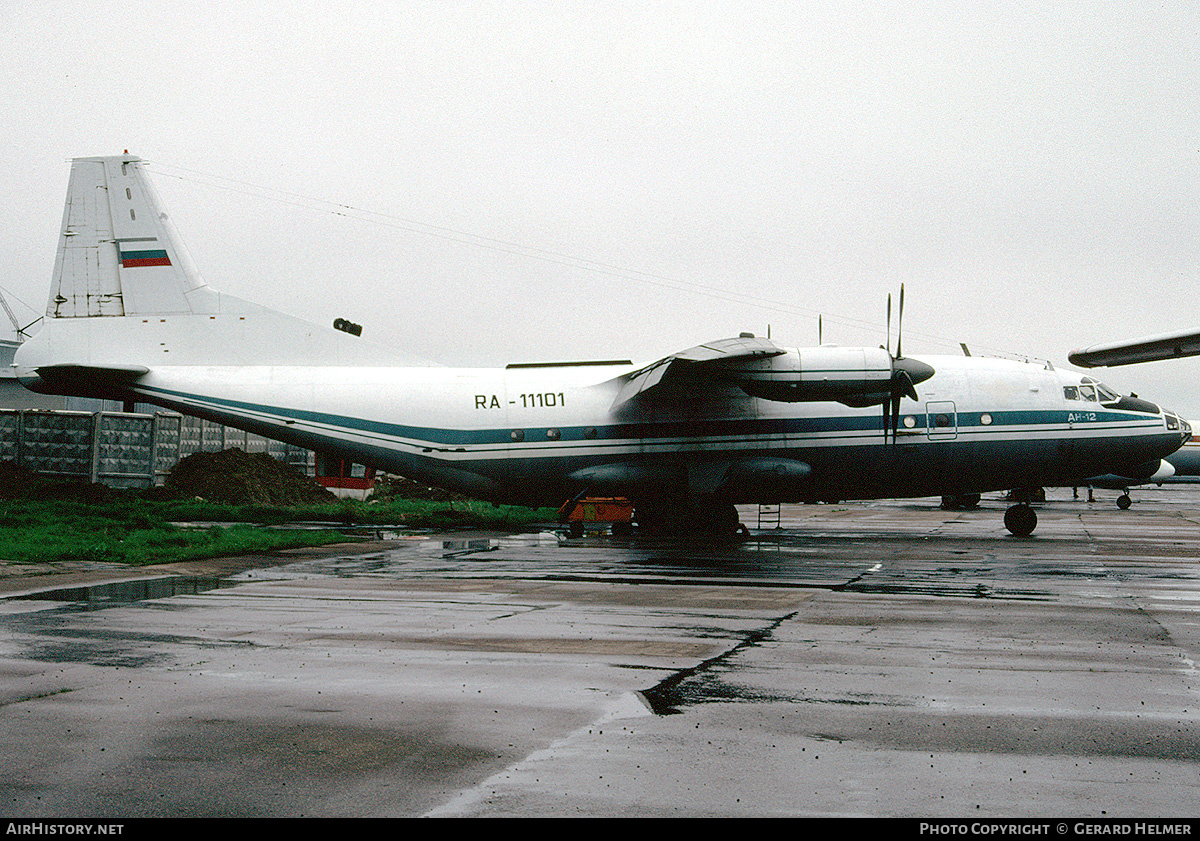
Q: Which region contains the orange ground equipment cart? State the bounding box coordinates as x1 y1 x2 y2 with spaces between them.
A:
557 496 635 537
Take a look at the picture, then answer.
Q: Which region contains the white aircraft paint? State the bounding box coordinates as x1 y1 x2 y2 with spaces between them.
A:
14 155 1191 535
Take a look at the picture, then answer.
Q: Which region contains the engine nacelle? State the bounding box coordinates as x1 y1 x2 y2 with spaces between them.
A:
723 346 932 405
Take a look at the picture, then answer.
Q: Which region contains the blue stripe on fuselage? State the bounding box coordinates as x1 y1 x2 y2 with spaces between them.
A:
136 384 1160 450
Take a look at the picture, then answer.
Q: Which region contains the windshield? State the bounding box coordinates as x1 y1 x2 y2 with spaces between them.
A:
1065 377 1137 408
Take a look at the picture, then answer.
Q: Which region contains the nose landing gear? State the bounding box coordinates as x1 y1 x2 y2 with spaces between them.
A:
1004 503 1038 536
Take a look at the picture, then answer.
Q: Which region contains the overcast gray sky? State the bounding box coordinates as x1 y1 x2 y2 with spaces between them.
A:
2 2 1199 414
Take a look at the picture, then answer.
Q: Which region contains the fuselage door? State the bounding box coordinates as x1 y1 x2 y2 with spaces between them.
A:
926 401 958 440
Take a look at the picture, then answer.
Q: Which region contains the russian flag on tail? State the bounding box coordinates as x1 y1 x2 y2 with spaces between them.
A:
117 238 171 268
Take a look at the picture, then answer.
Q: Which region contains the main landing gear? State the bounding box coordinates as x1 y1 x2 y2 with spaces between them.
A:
944 492 1036 536
633 499 747 537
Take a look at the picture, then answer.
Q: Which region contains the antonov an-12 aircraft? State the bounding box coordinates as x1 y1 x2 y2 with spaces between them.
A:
13 154 1192 535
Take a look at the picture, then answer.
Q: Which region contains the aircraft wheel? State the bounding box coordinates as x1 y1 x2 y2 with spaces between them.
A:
633 502 687 535
697 502 741 536
1117 494 1132 510
636 500 740 536
1004 503 1037 537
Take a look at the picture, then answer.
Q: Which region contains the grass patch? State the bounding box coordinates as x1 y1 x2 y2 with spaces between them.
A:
0 457 556 568
0 494 555 567
155 495 556 531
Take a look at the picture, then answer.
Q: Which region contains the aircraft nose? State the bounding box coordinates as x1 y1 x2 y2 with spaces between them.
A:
1164 410 1191 445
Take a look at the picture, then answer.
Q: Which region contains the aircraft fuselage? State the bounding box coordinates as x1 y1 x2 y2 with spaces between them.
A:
14 154 1190 536
26 351 1181 510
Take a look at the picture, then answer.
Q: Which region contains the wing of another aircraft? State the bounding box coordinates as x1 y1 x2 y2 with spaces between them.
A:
1068 328 1200 368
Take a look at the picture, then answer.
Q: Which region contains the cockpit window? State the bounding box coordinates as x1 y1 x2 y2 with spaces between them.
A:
1067 379 1127 406
1068 378 1145 410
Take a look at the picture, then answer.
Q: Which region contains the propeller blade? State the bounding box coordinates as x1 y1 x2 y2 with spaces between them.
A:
880 285 930 445
883 369 923 445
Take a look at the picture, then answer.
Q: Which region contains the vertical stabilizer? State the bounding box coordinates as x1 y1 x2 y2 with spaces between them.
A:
49 154 209 318
19 152 415 379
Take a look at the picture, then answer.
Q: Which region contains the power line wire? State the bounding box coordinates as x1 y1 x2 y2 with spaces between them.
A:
146 161 1015 356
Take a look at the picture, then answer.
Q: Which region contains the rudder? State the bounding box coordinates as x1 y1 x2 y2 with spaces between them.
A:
49 154 210 319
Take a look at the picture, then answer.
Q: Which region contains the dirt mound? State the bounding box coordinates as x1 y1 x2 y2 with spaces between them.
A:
0 461 111 502
166 449 338 506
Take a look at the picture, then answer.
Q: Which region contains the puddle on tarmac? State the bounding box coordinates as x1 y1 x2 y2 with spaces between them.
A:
13 576 238 608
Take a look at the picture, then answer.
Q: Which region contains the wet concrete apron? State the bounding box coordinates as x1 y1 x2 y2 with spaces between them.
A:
1 489 1199 817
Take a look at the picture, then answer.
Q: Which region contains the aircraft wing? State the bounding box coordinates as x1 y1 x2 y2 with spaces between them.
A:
610 335 934 410
1068 328 1200 368
612 335 786 406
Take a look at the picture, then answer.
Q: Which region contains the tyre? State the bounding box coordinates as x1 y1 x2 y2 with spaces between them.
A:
1004 504 1037 536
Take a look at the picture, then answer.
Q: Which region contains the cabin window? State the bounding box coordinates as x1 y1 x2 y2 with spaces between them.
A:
980 413 993 425
903 415 917 429
510 429 525 442
546 428 561 440
1063 386 1079 400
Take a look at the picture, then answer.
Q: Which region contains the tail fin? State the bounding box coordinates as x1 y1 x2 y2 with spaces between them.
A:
17 154 405 393
49 154 216 318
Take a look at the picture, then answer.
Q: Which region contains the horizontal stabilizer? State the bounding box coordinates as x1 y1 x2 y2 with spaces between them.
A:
25 363 150 399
